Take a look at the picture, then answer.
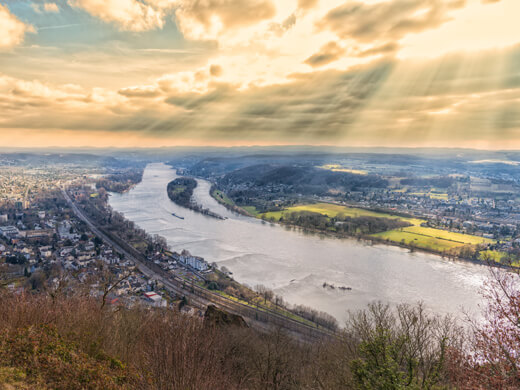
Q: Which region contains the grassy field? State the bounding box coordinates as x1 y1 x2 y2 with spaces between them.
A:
372 230 463 251
373 226 494 252
259 203 424 226
407 192 449 201
259 202 493 254
429 193 449 200
242 206 259 216
212 189 234 207
212 190 261 216
479 250 508 263
401 226 493 245
317 164 368 175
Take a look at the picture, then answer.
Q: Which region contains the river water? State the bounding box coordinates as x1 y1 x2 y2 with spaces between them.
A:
109 163 489 323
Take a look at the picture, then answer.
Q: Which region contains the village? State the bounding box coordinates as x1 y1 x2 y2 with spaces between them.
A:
0 168 213 316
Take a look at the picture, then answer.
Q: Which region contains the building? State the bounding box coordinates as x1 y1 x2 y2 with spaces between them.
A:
0 225 19 238
22 229 55 240
178 250 208 271
143 292 166 307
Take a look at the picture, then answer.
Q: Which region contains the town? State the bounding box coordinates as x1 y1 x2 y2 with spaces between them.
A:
0 157 337 335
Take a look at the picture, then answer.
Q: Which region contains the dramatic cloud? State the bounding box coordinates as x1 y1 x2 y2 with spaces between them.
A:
316 0 465 47
68 0 173 31
0 4 34 50
0 0 519 148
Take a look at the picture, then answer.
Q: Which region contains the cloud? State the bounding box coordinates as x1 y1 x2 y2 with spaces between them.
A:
174 0 276 41
304 41 345 67
209 64 223 77
3 44 520 149
118 86 161 98
0 4 35 50
68 0 174 31
44 3 60 13
358 42 400 57
317 0 466 43
32 3 60 13
298 0 318 10
1 0 519 149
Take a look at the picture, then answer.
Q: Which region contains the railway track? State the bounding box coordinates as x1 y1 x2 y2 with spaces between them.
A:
63 189 335 341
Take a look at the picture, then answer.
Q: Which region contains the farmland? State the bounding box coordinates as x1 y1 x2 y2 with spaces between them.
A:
258 202 494 255
259 203 424 226
372 230 463 252
317 164 368 175
372 225 494 252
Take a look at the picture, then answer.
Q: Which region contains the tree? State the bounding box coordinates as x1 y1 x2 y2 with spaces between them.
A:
348 302 460 389
448 267 520 389
255 284 274 304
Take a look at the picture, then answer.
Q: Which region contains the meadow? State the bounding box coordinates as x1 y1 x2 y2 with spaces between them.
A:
259 202 493 253
317 164 368 175
211 189 235 207
372 225 494 252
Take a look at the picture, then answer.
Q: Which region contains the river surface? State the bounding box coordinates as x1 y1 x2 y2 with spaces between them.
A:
109 163 490 323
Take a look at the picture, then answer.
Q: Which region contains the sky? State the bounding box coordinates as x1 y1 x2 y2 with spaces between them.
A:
0 0 519 149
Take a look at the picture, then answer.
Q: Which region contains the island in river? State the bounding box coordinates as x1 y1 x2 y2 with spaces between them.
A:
167 177 225 220
109 163 490 324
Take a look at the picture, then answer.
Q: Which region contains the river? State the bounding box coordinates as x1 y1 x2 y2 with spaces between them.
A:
109 163 489 323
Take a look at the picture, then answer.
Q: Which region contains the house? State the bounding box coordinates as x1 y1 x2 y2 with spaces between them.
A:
143 292 167 307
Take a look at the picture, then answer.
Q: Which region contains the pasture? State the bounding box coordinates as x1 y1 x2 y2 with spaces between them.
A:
212 189 234 207
373 226 494 252
317 164 368 175
258 202 493 254
259 203 424 226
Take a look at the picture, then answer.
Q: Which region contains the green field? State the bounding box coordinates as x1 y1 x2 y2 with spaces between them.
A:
373 226 494 252
212 189 234 207
372 230 463 251
317 164 368 175
429 193 449 200
401 226 493 245
407 191 449 200
259 202 493 254
479 250 508 263
259 203 424 226
242 206 259 216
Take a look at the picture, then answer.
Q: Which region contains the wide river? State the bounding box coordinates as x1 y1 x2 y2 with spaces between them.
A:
110 163 490 323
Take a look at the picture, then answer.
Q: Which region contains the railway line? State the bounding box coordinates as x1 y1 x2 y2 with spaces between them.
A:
62 189 335 341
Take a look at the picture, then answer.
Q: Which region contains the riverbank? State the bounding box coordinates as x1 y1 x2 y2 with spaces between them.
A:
198 181 502 267
266 219 509 269
109 163 488 323
210 185 254 217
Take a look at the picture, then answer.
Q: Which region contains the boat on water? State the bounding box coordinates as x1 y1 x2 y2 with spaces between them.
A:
171 213 184 220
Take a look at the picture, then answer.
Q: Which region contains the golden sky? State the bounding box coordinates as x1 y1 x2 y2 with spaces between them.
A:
0 0 519 149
